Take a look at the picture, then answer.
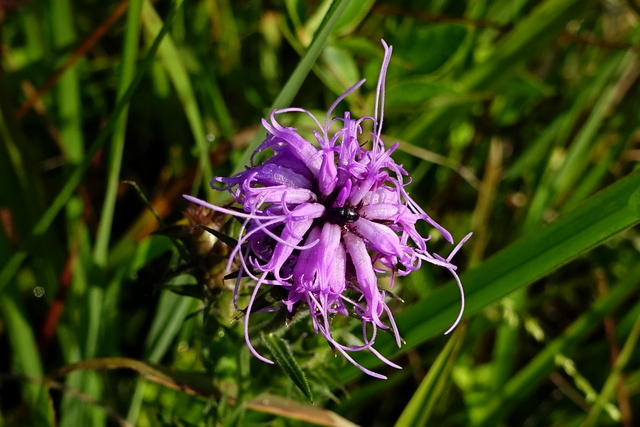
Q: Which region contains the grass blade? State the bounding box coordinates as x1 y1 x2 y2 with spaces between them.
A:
93 0 144 267
394 326 465 427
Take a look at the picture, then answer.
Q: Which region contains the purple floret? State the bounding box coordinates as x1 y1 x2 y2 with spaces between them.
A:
185 40 471 379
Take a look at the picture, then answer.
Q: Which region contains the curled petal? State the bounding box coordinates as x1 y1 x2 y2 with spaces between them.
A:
244 273 275 365
292 226 322 291
245 186 316 206
328 240 347 295
318 150 338 196
352 218 403 257
248 163 314 189
342 232 386 328
262 116 322 174
293 223 342 294
258 218 315 280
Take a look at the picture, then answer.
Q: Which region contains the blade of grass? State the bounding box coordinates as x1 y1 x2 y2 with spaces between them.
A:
582 314 640 426
55 196 98 427
58 197 94 427
0 286 54 425
140 0 213 198
394 325 466 427
563 130 633 211
93 0 144 267
49 0 84 164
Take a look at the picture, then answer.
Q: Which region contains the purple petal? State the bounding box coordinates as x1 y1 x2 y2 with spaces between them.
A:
352 218 403 257
342 232 385 328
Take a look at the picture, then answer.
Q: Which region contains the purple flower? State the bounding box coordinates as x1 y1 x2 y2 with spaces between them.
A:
185 40 471 379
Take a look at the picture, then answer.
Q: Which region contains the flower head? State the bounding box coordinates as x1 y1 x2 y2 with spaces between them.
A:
185 40 471 379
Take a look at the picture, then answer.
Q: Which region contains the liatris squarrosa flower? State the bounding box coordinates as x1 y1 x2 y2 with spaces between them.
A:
185 40 471 379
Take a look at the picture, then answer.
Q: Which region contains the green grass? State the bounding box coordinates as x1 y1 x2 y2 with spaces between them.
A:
1 0 639 425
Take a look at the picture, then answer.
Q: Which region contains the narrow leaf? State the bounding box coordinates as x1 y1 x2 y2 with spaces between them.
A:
199 225 239 248
395 327 464 427
262 333 314 402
